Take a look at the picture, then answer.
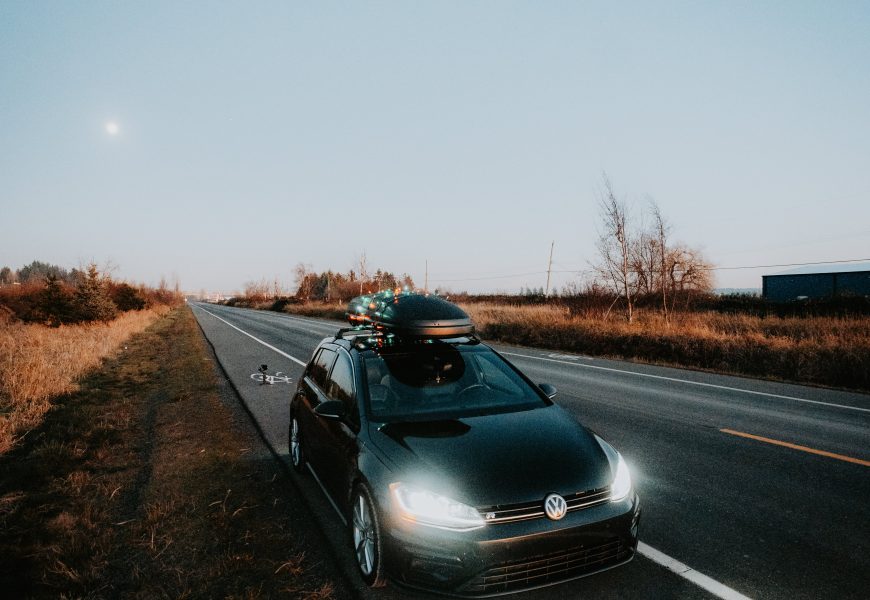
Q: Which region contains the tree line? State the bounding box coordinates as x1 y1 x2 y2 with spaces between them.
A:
0 261 181 326
239 253 416 305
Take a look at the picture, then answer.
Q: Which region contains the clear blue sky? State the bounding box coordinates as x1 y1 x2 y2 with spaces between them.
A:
2 1 869 293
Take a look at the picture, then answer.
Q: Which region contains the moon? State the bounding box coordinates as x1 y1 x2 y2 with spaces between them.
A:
105 121 120 136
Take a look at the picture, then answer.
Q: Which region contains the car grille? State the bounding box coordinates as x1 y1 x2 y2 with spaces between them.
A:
479 488 611 524
462 537 628 595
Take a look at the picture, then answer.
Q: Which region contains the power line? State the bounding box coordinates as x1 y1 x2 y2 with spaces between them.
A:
428 271 545 283
425 257 870 283
548 258 870 273
699 257 870 271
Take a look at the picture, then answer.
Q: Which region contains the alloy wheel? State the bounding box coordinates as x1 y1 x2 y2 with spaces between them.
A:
290 417 303 471
352 493 377 576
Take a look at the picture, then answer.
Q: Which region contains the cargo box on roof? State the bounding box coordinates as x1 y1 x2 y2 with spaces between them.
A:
345 290 474 337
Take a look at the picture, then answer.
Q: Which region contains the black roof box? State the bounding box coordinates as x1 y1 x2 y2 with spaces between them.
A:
346 291 474 337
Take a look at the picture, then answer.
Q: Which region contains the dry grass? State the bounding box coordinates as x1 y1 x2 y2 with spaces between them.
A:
0 307 344 598
462 302 870 390
280 302 345 320
0 307 167 454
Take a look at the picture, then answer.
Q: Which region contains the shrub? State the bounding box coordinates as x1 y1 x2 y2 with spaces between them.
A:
73 265 117 323
0 282 43 322
111 282 147 311
39 274 76 326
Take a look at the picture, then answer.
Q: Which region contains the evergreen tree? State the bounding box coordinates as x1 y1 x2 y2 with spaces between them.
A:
74 265 117 322
39 274 75 326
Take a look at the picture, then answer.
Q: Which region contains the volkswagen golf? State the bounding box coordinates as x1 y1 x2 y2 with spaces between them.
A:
289 291 640 595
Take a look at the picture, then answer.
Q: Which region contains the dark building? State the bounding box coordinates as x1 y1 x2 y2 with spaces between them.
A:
762 263 870 302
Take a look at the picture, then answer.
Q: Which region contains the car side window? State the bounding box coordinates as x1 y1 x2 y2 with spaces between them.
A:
327 353 358 427
310 348 337 390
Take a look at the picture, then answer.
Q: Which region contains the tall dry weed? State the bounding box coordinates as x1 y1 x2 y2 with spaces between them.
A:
461 302 870 390
0 307 167 453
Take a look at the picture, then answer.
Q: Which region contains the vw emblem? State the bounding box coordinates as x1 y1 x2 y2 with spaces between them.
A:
544 493 567 521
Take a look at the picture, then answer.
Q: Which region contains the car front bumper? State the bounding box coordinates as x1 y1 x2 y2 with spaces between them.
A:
382 492 641 596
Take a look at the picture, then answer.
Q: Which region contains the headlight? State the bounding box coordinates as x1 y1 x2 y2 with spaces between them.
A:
610 453 632 502
390 483 485 531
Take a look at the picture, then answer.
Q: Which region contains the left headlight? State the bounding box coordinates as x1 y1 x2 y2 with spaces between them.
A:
610 453 632 502
390 483 485 531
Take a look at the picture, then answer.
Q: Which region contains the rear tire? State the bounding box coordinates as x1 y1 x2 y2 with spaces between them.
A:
350 484 387 588
289 415 306 473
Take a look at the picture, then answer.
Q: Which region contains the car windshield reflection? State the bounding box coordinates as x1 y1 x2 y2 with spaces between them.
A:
362 343 547 422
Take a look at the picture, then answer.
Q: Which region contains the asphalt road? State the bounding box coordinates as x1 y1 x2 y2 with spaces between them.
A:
190 302 870 600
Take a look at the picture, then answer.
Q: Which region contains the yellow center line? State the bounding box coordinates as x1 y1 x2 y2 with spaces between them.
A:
720 429 870 467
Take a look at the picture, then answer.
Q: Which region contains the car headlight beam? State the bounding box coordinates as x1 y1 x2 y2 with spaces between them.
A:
610 453 632 502
390 483 485 531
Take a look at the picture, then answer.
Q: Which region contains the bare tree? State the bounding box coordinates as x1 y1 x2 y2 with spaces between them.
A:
666 245 713 309
244 279 271 302
357 252 368 294
294 263 313 300
595 174 636 322
649 200 671 321
272 277 287 298
632 229 658 297
592 178 713 318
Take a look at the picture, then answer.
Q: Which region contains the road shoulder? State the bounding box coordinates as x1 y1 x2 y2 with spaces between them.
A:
0 306 351 599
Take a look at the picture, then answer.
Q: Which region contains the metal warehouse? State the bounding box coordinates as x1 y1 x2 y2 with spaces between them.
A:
762 263 870 302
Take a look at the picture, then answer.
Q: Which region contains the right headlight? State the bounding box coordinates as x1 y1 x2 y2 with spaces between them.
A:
390 483 485 531
610 453 632 502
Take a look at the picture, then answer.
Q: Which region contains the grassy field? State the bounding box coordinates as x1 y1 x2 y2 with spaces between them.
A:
0 307 346 598
0 307 168 454
464 302 870 390
274 300 870 391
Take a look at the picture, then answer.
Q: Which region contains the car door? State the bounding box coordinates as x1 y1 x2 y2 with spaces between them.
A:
299 347 337 472
316 349 361 503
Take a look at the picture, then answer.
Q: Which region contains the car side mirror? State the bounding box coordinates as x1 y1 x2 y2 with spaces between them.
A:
538 383 557 399
314 399 346 420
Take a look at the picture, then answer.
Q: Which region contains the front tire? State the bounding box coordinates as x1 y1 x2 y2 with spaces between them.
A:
351 485 387 588
289 415 305 473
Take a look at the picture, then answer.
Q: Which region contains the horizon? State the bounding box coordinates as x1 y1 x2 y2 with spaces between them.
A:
3 2 869 294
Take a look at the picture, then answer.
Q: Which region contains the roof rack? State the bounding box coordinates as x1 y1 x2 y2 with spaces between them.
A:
344 290 474 338
333 326 372 340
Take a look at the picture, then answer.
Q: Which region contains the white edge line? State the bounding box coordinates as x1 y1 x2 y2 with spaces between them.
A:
637 542 752 600
196 304 348 527
195 305 307 366
500 351 870 414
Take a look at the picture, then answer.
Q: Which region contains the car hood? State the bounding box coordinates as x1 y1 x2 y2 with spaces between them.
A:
367 405 613 507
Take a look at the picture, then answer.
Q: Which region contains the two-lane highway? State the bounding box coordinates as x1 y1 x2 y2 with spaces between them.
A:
190 302 870 599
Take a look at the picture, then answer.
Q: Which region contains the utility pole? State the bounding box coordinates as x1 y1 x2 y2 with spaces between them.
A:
424 260 428 293
545 241 554 296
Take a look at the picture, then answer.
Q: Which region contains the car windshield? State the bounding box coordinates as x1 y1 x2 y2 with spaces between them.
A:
362 342 547 421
